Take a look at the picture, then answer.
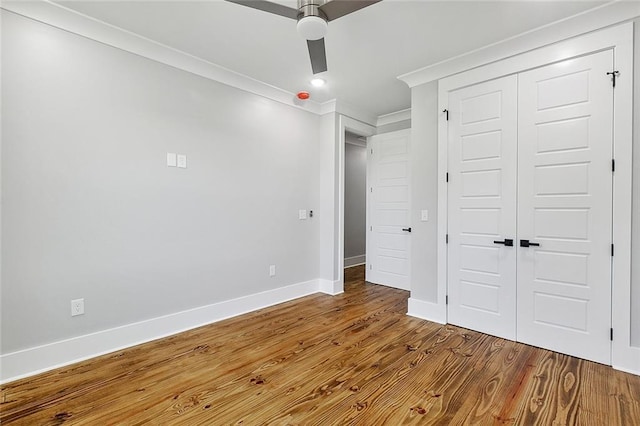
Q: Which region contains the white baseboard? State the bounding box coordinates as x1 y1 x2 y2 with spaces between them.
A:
407 297 447 324
344 255 366 268
407 298 639 376
612 363 640 377
318 279 343 295
0 279 320 384
3 284 635 383
612 344 640 377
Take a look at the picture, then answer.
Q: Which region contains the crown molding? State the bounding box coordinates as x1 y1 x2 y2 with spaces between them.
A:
1 0 383 123
398 1 640 87
320 99 338 115
320 99 377 127
1 0 424 128
1 0 325 114
377 108 411 127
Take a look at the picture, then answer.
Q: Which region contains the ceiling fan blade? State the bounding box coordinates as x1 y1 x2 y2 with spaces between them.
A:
319 0 381 21
225 0 298 20
307 38 328 74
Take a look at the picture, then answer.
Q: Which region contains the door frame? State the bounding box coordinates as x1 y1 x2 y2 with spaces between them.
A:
436 23 636 372
338 115 376 286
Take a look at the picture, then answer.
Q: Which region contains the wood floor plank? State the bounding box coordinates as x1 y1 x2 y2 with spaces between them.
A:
2 265 639 425
240 319 445 425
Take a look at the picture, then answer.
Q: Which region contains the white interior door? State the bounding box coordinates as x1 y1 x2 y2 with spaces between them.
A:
366 129 411 290
447 75 518 340
517 51 613 364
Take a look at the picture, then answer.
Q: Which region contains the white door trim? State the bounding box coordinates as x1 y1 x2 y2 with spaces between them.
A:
338 115 376 290
437 22 637 374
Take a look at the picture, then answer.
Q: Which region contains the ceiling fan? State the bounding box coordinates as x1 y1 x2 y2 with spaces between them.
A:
226 0 381 74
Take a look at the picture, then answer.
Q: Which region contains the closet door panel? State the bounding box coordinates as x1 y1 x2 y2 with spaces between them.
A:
447 75 518 340
516 50 613 364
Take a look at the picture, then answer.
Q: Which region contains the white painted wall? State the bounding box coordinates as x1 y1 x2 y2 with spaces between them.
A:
1 11 321 354
344 139 366 262
319 112 339 285
632 18 640 347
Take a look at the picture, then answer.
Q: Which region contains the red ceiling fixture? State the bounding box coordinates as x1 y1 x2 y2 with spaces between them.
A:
297 91 310 100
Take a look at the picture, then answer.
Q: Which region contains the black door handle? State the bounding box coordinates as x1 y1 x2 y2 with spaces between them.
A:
402 227 412 232
493 239 513 246
520 240 540 247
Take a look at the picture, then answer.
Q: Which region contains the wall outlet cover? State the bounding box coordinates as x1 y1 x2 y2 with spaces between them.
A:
421 210 429 221
177 154 187 168
269 265 276 277
299 209 307 220
71 298 85 316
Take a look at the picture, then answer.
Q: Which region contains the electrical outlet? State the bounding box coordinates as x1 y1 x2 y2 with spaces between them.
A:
177 154 187 168
71 298 85 316
421 210 429 221
299 209 307 220
269 265 276 277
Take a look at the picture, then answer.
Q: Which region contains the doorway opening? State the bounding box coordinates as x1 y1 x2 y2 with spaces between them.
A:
343 131 368 286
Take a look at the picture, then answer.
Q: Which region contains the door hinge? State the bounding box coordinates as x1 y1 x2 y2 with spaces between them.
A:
612 159 615 172
369 264 372 270
446 173 449 183
606 70 620 88
370 226 372 231
370 148 373 155
610 328 614 341
443 109 449 121
446 234 449 244
370 187 373 193
611 244 614 256
446 295 449 305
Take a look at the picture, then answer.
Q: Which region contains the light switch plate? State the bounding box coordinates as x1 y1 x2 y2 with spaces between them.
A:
177 154 187 168
421 210 429 221
299 209 307 220
269 265 276 277
167 153 177 167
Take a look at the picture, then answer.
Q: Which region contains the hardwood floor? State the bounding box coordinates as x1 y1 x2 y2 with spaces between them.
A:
2 265 639 425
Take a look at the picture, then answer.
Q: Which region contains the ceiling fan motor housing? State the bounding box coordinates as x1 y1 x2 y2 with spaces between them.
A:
297 0 328 40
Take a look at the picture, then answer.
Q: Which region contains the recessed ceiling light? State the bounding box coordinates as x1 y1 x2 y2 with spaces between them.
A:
311 78 326 87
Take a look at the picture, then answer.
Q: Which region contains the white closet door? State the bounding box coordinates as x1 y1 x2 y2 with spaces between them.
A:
517 50 613 364
367 129 411 290
447 75 518 340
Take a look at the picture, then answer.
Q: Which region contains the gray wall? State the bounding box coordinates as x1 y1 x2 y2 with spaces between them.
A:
344 141 366 260
1 11 321 354
409 24 640 347
409 82 439 302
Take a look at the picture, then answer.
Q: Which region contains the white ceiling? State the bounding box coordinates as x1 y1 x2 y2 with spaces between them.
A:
56 0 606 118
